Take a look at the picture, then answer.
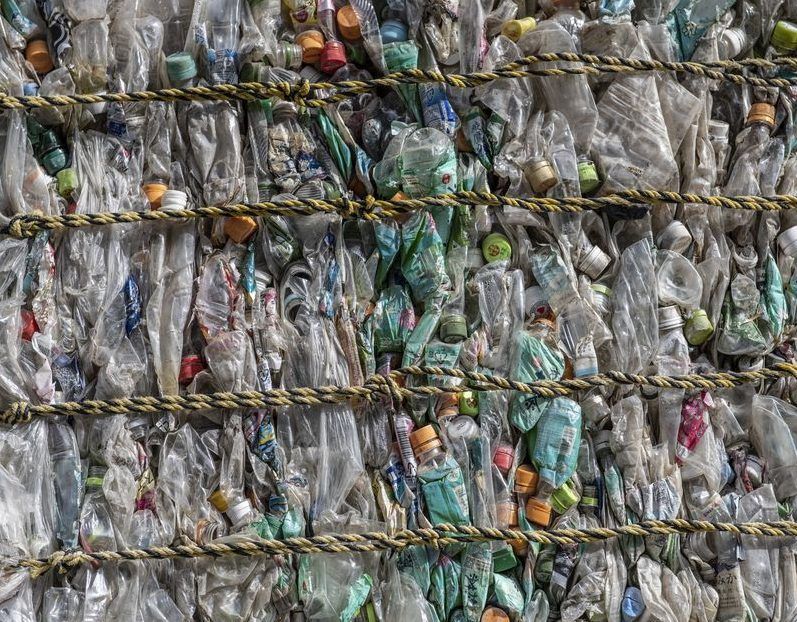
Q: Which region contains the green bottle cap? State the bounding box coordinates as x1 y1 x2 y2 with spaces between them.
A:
492 544 519 573
458 390 479 416
550 480 580 514
771 21 797 52
56 167 78 196
482 232 512 263
684 309 714 346
166 52 198 84
439 313 468 343
41 146 67 175
578 159 601 194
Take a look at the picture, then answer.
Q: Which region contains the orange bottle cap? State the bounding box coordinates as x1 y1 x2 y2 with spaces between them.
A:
337 6 361 41
409 424 441 455
296 30 325 64
481 607 511 622
496 500 519 527
746 102 776 128
514 464 539 495
142 183 168 208
525 497 552 527
208 490 229 513
26 40 53 74
224 216 259 244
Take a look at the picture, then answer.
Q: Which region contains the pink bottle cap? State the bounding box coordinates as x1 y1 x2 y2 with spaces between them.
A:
493 443 515 475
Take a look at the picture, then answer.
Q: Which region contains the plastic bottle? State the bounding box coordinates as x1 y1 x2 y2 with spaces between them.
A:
206 0 242 84
78 466 116 552
411 425 470 525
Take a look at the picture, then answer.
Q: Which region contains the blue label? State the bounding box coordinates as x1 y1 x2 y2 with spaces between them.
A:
123 275 142 335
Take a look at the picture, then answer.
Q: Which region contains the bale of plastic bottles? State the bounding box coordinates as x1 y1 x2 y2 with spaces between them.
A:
2 0 797 620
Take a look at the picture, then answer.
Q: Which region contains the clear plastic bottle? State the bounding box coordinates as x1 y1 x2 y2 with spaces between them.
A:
207 0 242 84
78 466 116 552
399 127 458 198
410 425 470 525
49 420 82 549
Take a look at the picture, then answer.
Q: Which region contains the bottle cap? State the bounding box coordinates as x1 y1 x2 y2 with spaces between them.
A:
590 283 612 315
440 313 468 343
41 146 67 176
435 393 460 420
481 607 510 622
166 52 198 84
496 500 519 527
493 443 515 475
296 30 325 64
708 119 729 140
578 243 610 279
492 545 519 572
337 6 361 41
458 390 479 416
143 183 168 208
21 309 39 341
240 61 267 83
269 494 289 513
446 415 480 441
524 157 558 194
778 225 797 257
684 309 714 346
320 40 347 74
56 167 78 197
209 490 229 513
720 27 746 59
227 498 253 525
577 158 600 194
482 232 512 263
409 424 441 455
514 464 539 495
746 102 775 128
179 354 205 385
525 497 552 527
380 19 409 44
160 190 188 210
621 586 646 622
25 40 53 74
278 42 303 70
501 17 537 41
656 220 692 254
580 485 599 510
224 216 259 244
771 20 797 52
658 304 684 332
550 481 580 514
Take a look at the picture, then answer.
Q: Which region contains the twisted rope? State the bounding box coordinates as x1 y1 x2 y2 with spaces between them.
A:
6 519 797 576
4 363 797 424
5 190 797 238
1 53 796 110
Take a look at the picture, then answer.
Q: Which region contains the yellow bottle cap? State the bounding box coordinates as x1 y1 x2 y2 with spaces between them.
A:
525 497 552 527
224 216 259 244
514 464 539 495
409 424 441 455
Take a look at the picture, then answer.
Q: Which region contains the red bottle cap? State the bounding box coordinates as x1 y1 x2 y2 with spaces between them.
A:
179 355 205 386
320 40 347 74
493 443 515 475
21 309 39 341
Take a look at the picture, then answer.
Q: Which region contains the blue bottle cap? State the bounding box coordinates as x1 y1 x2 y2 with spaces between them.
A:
380 19 408 44
166 52 198 84
621 586 645 622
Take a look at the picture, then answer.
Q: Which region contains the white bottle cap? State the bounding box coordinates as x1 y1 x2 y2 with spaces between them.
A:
446 415 479 441
778 225 797 258
160 190 188 210
658 304 684 332
578 244 611 279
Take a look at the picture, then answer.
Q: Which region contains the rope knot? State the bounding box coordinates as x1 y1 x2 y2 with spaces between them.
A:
366 373 405 410
3 402 31 425
3 215 28 239
362 195 377 217
341 196 359 219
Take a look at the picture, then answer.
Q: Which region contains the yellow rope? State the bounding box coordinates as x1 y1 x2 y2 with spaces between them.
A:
2 53 796 110
5 190 797 238
6 519 797 576
4 363 797 423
